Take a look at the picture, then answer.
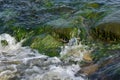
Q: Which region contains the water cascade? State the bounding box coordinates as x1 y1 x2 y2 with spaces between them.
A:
0 33 92 80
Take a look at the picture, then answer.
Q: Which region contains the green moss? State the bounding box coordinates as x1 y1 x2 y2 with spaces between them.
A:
43 0 54 8
9 27 34 41
30 34 62 57
86 2 104 9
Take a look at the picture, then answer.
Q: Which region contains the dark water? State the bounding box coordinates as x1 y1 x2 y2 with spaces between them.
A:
0 0 119 28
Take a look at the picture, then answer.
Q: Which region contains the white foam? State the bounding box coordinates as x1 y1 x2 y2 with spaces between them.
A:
0 33 86 80
60 38 91 62
0 33 22 52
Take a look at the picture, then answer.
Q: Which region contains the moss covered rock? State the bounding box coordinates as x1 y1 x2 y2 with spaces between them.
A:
2 16 85 57
28 34 62 57
91 10 120 42
24 16 85 56
0 0 92 56
44 16 85 42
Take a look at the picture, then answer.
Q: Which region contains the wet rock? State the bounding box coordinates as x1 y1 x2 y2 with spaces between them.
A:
0 0 93 55
89 55 120 80
0 0 86 54
45 15 85 41
11 16 85 55
91 10 120 42
29 34 62 56
77 49 120 80
78 64 99 76
83 52 92 61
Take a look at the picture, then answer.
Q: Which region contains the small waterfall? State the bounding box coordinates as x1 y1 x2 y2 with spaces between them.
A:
0 33 90 80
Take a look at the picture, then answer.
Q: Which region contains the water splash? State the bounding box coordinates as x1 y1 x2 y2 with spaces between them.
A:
60 37 92 62
0 34 86 80
0 33 22 52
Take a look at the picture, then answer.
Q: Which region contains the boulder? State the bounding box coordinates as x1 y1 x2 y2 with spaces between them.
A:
5 16 84 56
91 10 120 42
29 34 62 56
89 55 120 80
76 49 120 80
45 18 79 41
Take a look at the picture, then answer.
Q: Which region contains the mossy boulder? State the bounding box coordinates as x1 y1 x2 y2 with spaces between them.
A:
1 16 85 57
0 0 89 56
91 10 120 42
28 34 62 57
44 16 86 42
24 16 85 56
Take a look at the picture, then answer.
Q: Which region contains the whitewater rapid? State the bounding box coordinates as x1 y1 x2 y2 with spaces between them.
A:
0 33 91 80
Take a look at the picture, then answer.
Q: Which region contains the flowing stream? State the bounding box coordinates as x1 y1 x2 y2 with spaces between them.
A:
0 33 92 80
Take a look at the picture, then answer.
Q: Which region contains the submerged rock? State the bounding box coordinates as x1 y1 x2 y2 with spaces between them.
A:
44 15 87 41
76 49 120 80
91 10 120 42
89 54 120 80
5 16 85 56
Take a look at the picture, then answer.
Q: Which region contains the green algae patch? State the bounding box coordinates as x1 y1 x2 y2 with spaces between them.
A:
30 34 62 57
85 2 104 9
5 26 34 42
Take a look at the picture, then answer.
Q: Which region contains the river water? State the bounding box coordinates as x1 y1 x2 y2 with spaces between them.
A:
0 0 120 80
0 33 90 80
